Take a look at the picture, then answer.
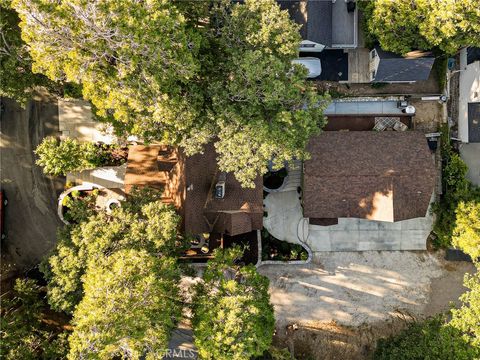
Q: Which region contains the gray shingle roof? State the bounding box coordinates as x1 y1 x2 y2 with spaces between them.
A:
278 0 332 47
374 47 435 82
467 47 480 65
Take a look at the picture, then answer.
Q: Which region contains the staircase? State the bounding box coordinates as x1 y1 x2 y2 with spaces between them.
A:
281 160 303 192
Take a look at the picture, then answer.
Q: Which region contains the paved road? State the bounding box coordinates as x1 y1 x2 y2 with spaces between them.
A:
1 93 64 271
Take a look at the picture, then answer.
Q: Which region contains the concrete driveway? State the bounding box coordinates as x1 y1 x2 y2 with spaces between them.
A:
1 93 64 271
263 189 434 251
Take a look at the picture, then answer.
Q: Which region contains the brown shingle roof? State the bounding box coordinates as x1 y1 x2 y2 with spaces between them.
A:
304 131 435 222
179 144 263 236
125 144 263 236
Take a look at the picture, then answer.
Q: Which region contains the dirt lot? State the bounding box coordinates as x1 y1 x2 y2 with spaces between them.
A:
259 251 475 360
410 99 445 133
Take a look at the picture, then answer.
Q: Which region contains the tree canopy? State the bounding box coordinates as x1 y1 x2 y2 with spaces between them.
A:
0 278 69 360
361 0 480 55
0 2 57 106
192 247 275 360
452 200 480 261
68 249 181 359
450 266 480 349
12 0 328 187
41 192 182 313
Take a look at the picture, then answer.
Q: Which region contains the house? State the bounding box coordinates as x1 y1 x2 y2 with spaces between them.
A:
303 131 436 223
263 130 437 251
124 144 264 237
458 47 480 186
278 0 358 51
369 47 435 83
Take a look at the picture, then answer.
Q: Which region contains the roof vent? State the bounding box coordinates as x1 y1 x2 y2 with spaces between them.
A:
215 173 227 199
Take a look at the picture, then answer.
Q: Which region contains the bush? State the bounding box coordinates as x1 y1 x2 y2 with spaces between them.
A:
374 316 479 360
35 137 127 176
452 201 480 260
261 229 308 261
35 137 86 176
450 267 480 348
62 191 98 224
432 125 480 248
433 56 448 91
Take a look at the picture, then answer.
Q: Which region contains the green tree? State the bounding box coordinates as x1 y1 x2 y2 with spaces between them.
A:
192 247 275 360
360 0 480 55
0 3 56 106
12 0 204 148
419 0 480 55
450 266 480 348
373 315 479 360
452 201 480 260
206 0 328 187
13 0 329 188
41 196 182 313
432 147 480 248
68 249 181 359
0 278 69 360
360 0 430 54
35 137 100 176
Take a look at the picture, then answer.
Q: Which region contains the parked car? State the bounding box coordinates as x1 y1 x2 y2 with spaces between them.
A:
291 57 322 78
1 190 7 240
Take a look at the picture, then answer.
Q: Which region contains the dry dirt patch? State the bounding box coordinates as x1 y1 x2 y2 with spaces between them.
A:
259 251 475 359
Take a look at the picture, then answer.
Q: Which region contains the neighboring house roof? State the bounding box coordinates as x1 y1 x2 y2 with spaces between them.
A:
373 47 435 82
125 144 263 236
278 0 332 47
303 131 435 222
467 47 480 65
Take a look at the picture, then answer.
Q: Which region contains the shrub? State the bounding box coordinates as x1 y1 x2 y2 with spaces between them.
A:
433 56 448 92
452 201 480 260
450 267 480 348
35 137 126 176
62 192 98 224
374 316 479 360
432 125 480 248
35 137 86 176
